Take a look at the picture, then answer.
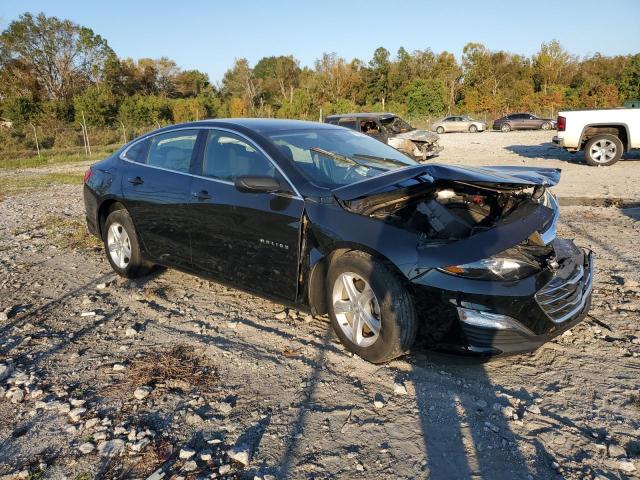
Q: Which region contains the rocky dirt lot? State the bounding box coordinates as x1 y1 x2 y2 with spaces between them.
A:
0 131 639 479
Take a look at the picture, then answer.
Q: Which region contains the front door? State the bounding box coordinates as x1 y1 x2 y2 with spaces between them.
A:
120 129 200 269
189 129 304 300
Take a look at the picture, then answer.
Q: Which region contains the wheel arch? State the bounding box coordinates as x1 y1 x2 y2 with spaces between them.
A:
305 242 410 316
97 198 128 236
579 123 630 151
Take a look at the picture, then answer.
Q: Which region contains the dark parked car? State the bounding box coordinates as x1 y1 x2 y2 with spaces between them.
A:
493 113 557 132
84 119 593 363
325 112 443 161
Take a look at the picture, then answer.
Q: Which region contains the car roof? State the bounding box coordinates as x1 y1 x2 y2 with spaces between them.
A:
149 118 339 134
325 112 396 120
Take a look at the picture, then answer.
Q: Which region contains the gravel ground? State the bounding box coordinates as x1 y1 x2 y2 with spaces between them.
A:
0 131 639 479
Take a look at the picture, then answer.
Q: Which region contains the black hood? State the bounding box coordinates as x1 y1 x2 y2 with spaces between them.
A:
332 163 561 201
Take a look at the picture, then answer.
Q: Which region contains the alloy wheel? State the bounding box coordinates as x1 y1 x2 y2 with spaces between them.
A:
332 272 381 347
589 139 617 164
107 222 132 269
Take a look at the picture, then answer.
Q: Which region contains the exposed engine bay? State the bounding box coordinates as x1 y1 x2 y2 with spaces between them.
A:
342 180 549 233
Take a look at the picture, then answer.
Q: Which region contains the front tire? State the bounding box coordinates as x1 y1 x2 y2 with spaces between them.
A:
501 123 512 132
468 125 478 133
584 134 623 166
326 251 417 363
103 209 153 278
436 126 445 134
541 122 552 130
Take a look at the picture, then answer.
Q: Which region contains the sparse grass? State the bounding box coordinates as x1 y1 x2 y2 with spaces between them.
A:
13 214 102 251
43 216 102 250
0 145 118 170
0 172 83 200
110 345 218 394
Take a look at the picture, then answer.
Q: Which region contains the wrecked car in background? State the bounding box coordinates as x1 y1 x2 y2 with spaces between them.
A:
84 119 594 364
325 112 443 161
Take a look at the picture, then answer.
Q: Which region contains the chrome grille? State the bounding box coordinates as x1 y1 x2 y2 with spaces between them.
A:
535 253 593 324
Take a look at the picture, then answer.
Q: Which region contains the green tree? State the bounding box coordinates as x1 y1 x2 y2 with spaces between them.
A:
0 13 113 100
73 86 118 126
367 47 391 107
406 79 446 117
619 54 640 101
1 95 40 125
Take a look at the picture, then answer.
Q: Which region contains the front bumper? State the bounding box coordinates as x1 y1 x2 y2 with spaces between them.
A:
412 240 594 356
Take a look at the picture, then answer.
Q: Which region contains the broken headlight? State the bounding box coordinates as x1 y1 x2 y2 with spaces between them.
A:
439 257 539 281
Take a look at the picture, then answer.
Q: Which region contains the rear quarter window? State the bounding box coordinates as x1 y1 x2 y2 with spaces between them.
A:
123 138 150 163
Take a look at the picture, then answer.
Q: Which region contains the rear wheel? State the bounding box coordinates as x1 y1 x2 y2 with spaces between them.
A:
541 122 552 130
468 125 478 133
584 134 623 166
103 209 153 278
501 123 512 132
436 126 445 134
327 251 417 363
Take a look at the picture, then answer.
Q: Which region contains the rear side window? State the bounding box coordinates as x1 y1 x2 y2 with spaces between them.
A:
123 139 150 163
202 130 276 182
338 118 358 130
146 130 198 173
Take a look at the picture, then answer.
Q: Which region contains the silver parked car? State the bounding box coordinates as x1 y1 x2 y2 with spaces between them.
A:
431 115 486 134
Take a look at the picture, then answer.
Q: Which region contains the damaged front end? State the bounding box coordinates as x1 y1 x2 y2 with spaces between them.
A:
331 163 593 356
387 130 444 162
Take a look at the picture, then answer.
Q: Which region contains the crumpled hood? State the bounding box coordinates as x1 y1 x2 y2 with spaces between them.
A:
393 129 440 143
333 163 561 201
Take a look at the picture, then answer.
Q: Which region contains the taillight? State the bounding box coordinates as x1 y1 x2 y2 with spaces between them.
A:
557 116 566 132
83 168 93 183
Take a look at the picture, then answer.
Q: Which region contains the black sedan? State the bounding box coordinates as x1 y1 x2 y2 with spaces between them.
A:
83 119 593 363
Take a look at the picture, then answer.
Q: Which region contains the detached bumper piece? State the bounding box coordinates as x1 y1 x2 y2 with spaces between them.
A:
459 250 594 355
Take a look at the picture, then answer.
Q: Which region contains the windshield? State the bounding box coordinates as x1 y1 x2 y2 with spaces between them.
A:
267 128 416 188
380 116 414 134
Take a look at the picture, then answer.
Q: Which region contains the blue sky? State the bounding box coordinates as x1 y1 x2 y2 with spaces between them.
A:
2 0 639 84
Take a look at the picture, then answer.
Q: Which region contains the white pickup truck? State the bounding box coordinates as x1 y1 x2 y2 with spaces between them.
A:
552 108 640 166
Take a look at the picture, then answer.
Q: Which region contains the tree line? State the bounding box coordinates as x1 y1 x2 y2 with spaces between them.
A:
1 12 639 148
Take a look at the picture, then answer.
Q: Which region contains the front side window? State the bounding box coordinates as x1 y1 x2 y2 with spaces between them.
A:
146 129 198 173
380 116 414 133
202 130 276 181
268 128 416 188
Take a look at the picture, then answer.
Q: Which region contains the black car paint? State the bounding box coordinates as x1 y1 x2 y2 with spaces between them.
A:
84 119 592 356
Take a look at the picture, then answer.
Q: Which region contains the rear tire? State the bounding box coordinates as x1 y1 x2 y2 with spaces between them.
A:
584 134 623 166
501 123 511 132
326 251 417 363
541 122 552 130
103 209 154 278
468 125 478 133
436 126 445 134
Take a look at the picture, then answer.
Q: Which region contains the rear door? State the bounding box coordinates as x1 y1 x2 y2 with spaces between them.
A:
189 129 304 300
120 129 201 269
512 114 528 130
523 114 539 129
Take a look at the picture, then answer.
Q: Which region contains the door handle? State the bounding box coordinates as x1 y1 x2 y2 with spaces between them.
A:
192 190 211 200
127 176 144 185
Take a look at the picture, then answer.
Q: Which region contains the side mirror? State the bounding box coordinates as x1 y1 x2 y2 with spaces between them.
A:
234 175 281 194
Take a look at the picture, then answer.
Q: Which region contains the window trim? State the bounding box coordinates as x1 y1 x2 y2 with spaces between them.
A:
143 128 201 173
119 126 302 199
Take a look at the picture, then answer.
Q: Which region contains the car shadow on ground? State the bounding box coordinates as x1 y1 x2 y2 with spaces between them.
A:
506 143 640 164
505 143 584 163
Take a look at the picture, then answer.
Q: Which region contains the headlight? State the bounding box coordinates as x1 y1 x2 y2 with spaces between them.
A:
439 257 539 281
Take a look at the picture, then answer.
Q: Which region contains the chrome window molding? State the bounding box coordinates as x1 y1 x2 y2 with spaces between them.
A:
119 125 303 199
